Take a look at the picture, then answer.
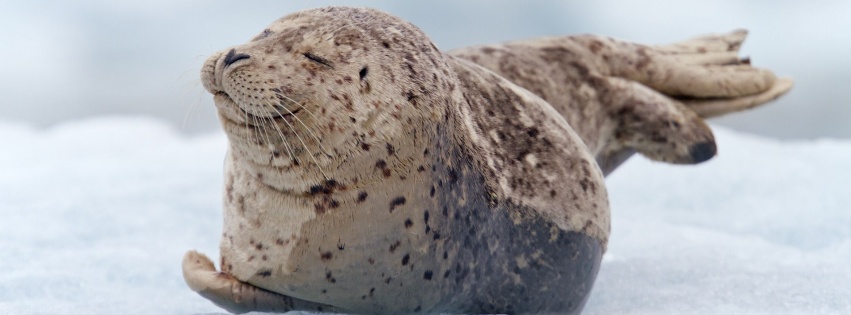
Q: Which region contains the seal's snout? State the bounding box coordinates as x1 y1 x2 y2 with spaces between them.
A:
689 141 717 163
223 49 251 68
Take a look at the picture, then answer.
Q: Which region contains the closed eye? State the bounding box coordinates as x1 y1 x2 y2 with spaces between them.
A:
303 52 334 68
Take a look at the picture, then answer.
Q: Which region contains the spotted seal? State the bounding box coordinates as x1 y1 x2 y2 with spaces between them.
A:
182 7 792 314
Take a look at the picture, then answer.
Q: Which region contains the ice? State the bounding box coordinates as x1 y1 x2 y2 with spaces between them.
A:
0 117 848 314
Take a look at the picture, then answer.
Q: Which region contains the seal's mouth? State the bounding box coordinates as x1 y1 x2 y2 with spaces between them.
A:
214 92 303 128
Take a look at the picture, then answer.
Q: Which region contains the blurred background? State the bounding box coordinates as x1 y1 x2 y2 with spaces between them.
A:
2 0 848 139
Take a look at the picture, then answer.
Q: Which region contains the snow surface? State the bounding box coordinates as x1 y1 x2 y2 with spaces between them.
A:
1 117 849 315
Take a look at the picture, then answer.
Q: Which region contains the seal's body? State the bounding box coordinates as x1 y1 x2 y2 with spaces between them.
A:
183 7 791 314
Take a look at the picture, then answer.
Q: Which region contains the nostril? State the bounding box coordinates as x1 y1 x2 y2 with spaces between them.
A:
223 49 251 68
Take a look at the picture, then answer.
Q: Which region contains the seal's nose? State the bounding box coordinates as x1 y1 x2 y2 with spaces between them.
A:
223 49 250 68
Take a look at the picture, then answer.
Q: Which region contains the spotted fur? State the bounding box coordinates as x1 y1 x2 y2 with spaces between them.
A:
451 32 792 174
184 6 792 315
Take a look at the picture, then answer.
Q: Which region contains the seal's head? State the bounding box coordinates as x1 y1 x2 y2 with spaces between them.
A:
201 7 461 192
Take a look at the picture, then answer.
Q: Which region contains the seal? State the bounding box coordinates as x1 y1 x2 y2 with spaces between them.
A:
182 7 792 314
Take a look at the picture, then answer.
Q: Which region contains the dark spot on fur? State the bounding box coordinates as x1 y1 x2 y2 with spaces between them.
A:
448 169 459 185
423 270 433 280
256 270 272 277
402 254 410 265
276 238 284 246
368 257 375 265
406 91 418 106
386 143 396 155
417 165 426 172
309 179 339 195
588 40 604 53
404 219 413 228
314 203 326 214
389 196 406 212
444 270 451 278
321 251 333 261
357 191 368 203
253 28 273 41
359 67 368 80
414 305 422 312
527 128 539 138
389 240 401 253
361 143 371 151
430 186 435 197
375 160 387 169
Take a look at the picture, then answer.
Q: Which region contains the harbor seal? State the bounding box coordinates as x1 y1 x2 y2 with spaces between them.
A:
183 6 792 314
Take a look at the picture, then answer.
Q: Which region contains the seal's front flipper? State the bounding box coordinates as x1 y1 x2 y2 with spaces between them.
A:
604 77 716 165
182 250 339 314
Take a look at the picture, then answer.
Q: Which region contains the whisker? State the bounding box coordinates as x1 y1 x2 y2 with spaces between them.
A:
273 91 331 155
261 98 328 180
180 77 207 131
236 95 269 145
259 103 299 165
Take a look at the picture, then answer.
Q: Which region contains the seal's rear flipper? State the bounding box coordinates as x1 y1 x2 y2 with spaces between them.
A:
182 250 339 314
682 77 794 118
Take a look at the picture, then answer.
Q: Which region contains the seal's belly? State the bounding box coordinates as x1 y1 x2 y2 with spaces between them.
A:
221 202 602 315
220 152 603 314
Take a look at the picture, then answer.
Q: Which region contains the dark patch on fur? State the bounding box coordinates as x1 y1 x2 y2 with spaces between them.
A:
325 271 336 283
359 66 368 80
389 196 407 212
389 240 401 253
356 191 368 203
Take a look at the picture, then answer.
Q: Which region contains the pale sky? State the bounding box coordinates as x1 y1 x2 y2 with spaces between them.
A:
2 0 849 139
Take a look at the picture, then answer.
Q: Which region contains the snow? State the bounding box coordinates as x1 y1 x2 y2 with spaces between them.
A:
1 117 848 314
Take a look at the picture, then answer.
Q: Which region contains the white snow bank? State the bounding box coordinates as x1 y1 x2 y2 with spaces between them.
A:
0 117 848 314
